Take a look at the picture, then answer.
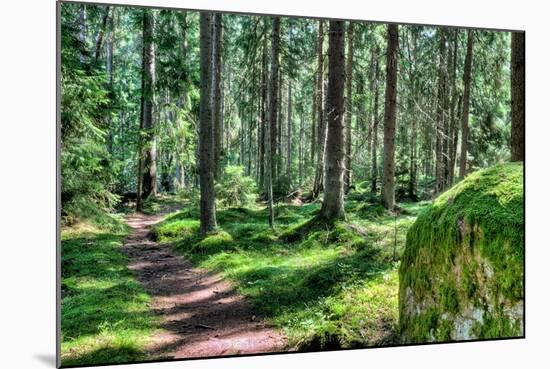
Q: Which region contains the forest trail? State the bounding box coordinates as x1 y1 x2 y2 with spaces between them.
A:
123 210 288 360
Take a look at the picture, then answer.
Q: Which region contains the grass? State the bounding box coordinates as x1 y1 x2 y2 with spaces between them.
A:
60 219 159 366
152 195 430 349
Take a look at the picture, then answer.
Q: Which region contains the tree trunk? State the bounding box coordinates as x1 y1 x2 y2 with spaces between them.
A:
286 82 292 179
459 30 474 179
199 12 217 235
448 30 459 186
344 22 354 193
381 24 398 210
259 36 267 190
319 20 346 220
140 9 157 200
434 30 446 194
313 20 326 198
94 6 111 62
266 17 280 227
213 14 223 179
310 74 317 163
371 46 380 193
511 32 525 162
299 112 304 185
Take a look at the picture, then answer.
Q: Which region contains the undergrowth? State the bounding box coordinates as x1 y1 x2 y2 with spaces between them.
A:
152 195 429 349
60 218 158 366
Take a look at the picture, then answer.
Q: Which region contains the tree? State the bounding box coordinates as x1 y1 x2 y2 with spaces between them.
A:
434 30 446 193
510 32 525 162
459 30 474 179
213 14 223 179
371 44 380 193
266 17 281 227
381 24 398 210
136 9 157 211
312 20 326 198
344 22 355 193
198 12 217 235
319 20 346 220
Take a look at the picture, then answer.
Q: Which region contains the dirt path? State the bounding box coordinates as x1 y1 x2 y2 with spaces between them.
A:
123 211 287 360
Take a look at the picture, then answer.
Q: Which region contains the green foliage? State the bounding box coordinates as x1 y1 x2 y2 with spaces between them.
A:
215 165 258 208
61 222 158 366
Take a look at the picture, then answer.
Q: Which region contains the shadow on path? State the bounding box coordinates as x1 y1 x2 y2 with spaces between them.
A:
123 211 288 360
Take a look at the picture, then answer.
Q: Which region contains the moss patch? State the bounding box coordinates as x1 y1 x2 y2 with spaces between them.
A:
399 163 524 343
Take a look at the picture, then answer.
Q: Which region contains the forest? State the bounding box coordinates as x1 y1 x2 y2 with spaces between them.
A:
60 2 525 366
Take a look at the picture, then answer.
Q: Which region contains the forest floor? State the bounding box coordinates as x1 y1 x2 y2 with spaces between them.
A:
123 210 287 360
60 192 431 366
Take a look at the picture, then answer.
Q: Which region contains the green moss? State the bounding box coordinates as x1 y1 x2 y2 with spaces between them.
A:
399 163 524 342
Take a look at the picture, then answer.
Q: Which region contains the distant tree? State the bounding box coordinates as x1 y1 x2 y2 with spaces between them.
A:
459 30 474 179
266 17 281 227
381 24 398 210
510 32 525 162
344 22 355 193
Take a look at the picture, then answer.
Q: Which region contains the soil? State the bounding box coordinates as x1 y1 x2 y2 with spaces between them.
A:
123 211 288 360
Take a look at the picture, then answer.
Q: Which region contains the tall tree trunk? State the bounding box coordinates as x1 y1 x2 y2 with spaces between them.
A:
78 4 87 63
448 29 459 186
270 18 280 187
106 8 115 154
319 20 346 220
259 37 268 190
287 82 292 179
381 24 399 210
371 46 380 193
266 17 280 227
94 6 111 62
313 20 326 198
139 9 157 202
199 12 217 235
310 74 317 163
344 22 354 193
213 14 223 179
434 30 446 194
511 32 525 162
299 111 304 185
459 30 474 179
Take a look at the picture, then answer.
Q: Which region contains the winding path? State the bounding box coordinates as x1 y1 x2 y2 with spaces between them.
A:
123 211 287 360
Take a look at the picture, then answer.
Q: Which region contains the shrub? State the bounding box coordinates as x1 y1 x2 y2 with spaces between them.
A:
215 165 258 208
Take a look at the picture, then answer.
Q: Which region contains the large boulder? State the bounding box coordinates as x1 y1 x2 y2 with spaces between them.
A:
399 163 524 343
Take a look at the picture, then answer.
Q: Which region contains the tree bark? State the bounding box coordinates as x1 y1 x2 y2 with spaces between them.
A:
448 29 459 186
140 9 157 201
371 45 380 193
459 30 474 179
213 14 223 179
266 17 280 227
511 32 525 162
94 6 111 62
286 81 293 178
313 20 326 198
344 22 354 193
381 24 399 210
435 30 446 194
259 36 268 190
199 12 217 235
320 20 346 220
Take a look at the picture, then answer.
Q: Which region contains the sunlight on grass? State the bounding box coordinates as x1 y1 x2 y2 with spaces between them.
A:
153 195 430 349
60 221 159 366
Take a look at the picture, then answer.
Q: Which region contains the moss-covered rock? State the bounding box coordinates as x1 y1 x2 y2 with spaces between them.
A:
399 162 524 343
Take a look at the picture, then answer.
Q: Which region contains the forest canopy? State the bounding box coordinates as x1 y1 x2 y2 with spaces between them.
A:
59 2 524 365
